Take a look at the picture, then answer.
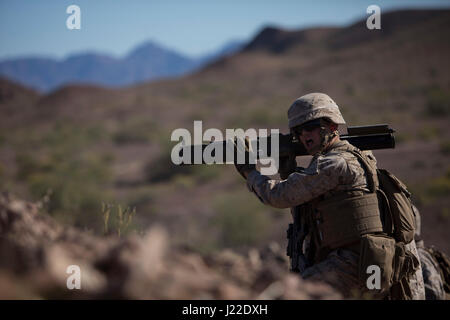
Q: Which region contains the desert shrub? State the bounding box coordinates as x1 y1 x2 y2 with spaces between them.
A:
439 140 450 155
410 168 450 205
173 174 196 189
394 132 411 144
101 203 137 237
41 123 106 150
192 165 221 183
426 170 450 198
113 130 149 145
417 125 440 141
145 148 195 182
126 187 155 209
15 153 43 181
112 120 156 145
440 207 449 220
425 87 450 117
16 151 113 230
212 192 271 248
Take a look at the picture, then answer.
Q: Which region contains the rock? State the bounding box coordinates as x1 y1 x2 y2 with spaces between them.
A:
0 192 341 299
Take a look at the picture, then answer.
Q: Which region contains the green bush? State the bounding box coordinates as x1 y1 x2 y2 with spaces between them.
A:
15 153 43 181
410 168 450 205
426 170 450 198
440 207 449 220
40 123 106 150
212 192 271 248
173 174 196 189
112 124 152 145
145 148 195 182
417 125 440 141
394 133 411 144
15 150 113 230
192 165 221 183
439 140 450 156
425 87 450 117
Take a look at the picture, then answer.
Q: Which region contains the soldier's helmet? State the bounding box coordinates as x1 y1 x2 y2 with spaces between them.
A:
287 93 346 129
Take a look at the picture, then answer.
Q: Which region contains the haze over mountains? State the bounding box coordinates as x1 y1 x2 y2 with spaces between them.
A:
0 40 244 92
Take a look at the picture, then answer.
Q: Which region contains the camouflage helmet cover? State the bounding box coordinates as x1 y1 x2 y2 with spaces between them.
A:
288 93 346 129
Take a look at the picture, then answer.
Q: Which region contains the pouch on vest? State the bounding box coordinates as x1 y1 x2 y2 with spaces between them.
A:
392 242 420 283
389 277 414 300
377 169 416 243
388 242 421 299
359 234 395 293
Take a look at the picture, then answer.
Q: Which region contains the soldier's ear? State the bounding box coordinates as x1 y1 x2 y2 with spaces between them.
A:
329 123 338 132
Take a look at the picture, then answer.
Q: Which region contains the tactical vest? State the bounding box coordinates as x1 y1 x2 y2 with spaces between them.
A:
298 144 421 298
307 144 384 258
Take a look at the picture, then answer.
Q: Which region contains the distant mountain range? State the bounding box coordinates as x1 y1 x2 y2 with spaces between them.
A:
0 40 244 92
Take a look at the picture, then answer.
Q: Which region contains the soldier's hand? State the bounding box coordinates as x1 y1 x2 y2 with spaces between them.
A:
233 137 256 180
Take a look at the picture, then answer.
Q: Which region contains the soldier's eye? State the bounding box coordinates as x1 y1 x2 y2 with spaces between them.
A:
295 124 320 136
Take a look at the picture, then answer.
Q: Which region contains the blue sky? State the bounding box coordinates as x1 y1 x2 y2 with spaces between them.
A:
1 0 449 60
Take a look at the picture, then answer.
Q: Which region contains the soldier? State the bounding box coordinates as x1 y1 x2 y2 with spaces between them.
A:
413 205 446 300
234 92 425 299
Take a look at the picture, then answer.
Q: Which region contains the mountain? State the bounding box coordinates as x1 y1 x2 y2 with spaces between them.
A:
242 10 447 53
195 40 245 65
243 26 339 53
0 40 244 92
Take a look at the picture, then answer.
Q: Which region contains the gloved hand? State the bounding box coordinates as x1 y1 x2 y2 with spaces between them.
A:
233 137 256 179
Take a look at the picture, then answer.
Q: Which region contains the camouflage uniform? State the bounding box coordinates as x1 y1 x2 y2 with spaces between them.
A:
246 139 425 299
413 205 446 300
242 93 425 299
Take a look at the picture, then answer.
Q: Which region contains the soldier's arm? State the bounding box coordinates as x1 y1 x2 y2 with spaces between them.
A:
246 155 349 209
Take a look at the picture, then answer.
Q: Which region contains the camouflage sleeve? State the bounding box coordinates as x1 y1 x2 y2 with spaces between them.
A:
246 154 350 209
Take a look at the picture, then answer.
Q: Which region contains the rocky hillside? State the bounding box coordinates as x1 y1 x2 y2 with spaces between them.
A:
0 192 340 299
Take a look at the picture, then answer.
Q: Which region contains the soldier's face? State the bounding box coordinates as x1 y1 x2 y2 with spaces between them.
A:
298 126 323 155
294 120 338 155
